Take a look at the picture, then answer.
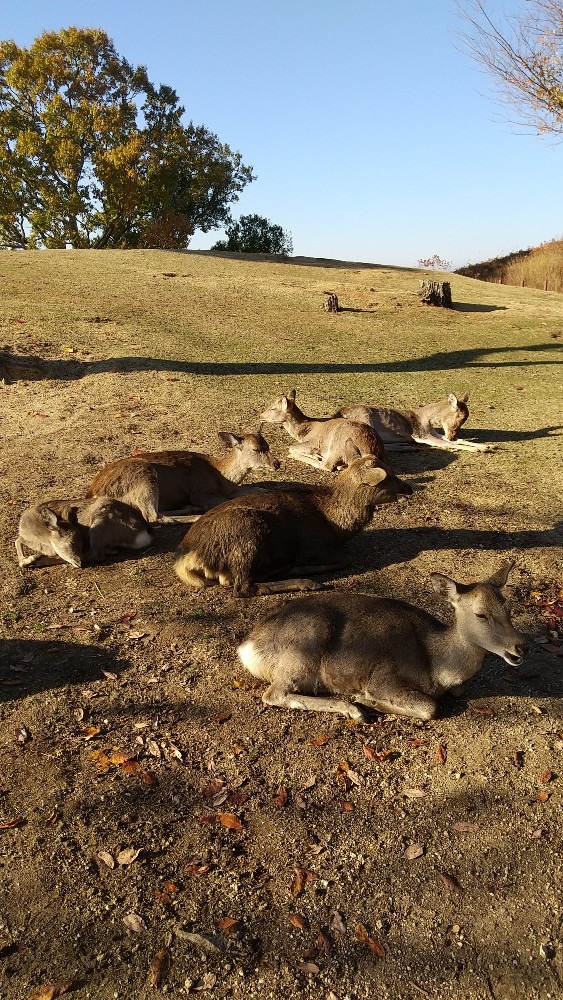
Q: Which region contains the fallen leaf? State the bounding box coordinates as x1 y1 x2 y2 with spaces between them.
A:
212 712 231 724
101 669 118 680
141 770 158 786
535 791 551 802
472 706 494 716
109 750 136 765
440 872 464 893
28 982 74 999
147 946 170 987
73 708 84 722
402 788 428 798
217 812 244 831
273 785 288 807
292 867 317 895
538 770 554 784
316 928 333 954
289 913 309 931
408 738 428 748
368 934 386 958
202 779 224 799
330 910 346 935
117 847 142 866
147 740 161 758
97 851 115 869
0 816 25 829
123 912 147 933
298 962 320 975
309 734 332 746
405 843 424 860
511 749 524 769
436 743 447 764
452 821 479 833
354 922 369 942
90 749 111 772
341 801 355 812
45 809 59 827
80 726 100 740
216 917 239 935
121 760 142 775
301 775 317 790
14 726 31 744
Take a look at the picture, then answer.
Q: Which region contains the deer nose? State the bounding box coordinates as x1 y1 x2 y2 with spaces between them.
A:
515 641 528 658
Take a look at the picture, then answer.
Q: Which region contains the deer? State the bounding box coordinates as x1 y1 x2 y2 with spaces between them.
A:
333 392 496 453
15 497 152 569
237 563 526 720
260 389 385 471
87 430 280 523
173 441 412 596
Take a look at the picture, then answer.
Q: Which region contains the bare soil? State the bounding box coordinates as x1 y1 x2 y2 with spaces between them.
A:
0 250 562 1000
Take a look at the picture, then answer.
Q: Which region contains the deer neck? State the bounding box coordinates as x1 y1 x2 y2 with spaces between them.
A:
282 406 313 441
319 480 379 536
415 400 448 430
427 622 486 691
209 451 250 485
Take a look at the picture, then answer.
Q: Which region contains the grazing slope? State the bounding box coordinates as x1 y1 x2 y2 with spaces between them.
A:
0 249 562 1000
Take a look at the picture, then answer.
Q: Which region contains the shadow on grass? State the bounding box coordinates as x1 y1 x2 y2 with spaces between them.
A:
0 638 129 702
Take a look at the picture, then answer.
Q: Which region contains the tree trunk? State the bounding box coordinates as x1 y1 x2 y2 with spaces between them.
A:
419 280 452 308
323 292 339 312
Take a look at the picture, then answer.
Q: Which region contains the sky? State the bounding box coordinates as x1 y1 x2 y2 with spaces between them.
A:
2 0 561 268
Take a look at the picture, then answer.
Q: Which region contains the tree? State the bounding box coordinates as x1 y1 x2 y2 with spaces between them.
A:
459 1 563 137
211 213 293 255
0 27 254 248
418 254 452 270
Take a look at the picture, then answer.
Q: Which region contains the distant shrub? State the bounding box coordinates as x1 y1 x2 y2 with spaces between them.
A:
458 239 563 292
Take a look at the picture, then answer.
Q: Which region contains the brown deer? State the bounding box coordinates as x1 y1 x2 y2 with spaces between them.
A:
87 430 280 522
238 563 526 719
260 389 385 470
16 497 152 569
174 442 412 596
334 392 496 453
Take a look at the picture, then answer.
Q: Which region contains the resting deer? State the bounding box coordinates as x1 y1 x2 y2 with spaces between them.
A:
334 392 495 453
16 497 152 569
260 389 385 471
174 441 412 596
87 430 280 523
238 563 526 720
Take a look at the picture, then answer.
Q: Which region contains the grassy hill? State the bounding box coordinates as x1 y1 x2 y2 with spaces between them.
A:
0 250 562 1000
457 238 563 294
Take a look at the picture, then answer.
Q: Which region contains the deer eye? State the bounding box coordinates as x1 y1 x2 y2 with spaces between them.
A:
476 613 488 620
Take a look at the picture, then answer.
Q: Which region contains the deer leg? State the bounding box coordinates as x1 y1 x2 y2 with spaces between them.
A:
255 578 324 595
358 686 438 721
262 684 369 720
413 433 495 454
15 538 44 568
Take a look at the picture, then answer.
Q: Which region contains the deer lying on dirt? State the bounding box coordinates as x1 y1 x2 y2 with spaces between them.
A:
87 430 280 523
174 442 412 596
16 498 152 569
238 563 526 719
260 389 385 471
334 392 495 453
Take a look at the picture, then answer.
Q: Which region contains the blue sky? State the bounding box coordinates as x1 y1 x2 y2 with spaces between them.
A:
3 1 561 267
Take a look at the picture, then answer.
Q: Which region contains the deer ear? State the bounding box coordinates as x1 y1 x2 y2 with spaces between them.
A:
288 389 296 401
458 390 470 403
447 393 459 409
430 572 460 603
218 431 241 449
256 422 264 436
343 438 362 465
40 507 60 529
487 562 514 589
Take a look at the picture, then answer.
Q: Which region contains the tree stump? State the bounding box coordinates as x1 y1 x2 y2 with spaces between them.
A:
323 292 339 313
419 280 452 308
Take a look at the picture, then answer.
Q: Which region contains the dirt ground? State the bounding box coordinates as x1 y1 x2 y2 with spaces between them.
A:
1 250 562 1000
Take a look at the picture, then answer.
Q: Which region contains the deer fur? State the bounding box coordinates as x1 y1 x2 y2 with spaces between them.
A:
335 392 496 453
174 442 412 596
260 389 385 470
87 430 280 522
238 564 526 720
16 497 152 569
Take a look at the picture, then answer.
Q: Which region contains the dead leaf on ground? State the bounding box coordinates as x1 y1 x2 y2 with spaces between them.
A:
292 867 317 895
216 917 239 935
212 712 231 723
535 790 551 802
511 749 524 769
440 872 464 893
123 912 147 933
141 770 158 786
121 759 142 775
289 913 309 931
316 928 333 954
117 847 142 866
405 843 424 860
330 910 347 934
436 743 447 764
273 785 288 807
0 816 25 829
354 922 369 942
14 726 31 744
202 779 224 799
402 788 428 799
452 821 479 833
538 770 554 784
298 962 320 975
368 934 386 958
217 812 244 831
97 851 115 869
28 982 74 1000
340 800 355 812
109 750 136 765
472 706 494 716
80 726 101 740
309 734 332 746
147 946 170 987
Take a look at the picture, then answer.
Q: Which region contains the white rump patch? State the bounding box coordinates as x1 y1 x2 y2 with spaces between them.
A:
237 640 265 678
